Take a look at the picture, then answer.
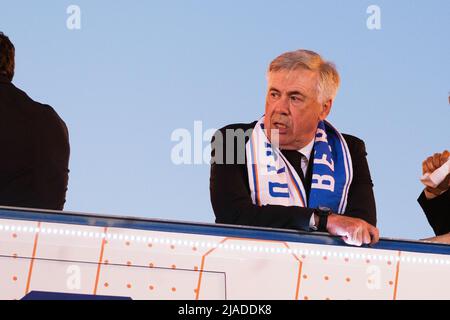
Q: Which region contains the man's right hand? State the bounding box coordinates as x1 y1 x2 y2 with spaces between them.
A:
423 150 450 199
326 214 379 246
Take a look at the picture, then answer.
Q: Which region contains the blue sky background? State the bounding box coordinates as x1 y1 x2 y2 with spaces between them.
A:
1 0 448 240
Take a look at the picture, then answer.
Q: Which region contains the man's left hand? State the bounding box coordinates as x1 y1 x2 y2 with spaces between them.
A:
423 150 449 199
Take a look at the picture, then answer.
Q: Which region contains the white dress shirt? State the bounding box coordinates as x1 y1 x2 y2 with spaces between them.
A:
295 138 316 228
297 138 315 178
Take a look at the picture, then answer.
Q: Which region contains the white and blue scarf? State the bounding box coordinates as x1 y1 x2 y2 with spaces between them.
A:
246 117 353 213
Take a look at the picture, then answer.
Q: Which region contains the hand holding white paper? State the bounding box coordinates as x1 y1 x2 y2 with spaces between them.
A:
420 159 450 188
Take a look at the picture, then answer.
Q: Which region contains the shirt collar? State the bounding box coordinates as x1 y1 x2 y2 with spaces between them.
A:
297 137 315 161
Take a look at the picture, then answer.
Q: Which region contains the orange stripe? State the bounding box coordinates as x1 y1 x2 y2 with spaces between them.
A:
288 172 305 207
195 238 301 300
93 227 108 295
195 256 207 300
195 238 227 300
250 135 261 206
25 221 41 295
294 261 303 300
393 251 401 300
282 243 303 300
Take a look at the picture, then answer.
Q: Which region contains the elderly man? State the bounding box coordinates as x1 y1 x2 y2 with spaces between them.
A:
0 32 70 210
418 150 450 236
210 49 379 246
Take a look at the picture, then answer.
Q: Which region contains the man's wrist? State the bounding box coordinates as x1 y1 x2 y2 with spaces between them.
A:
424 187 446 200
313 213 319 228
313 207 332 232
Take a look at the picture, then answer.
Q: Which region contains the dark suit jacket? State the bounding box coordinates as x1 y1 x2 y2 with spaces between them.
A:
418 190 450 236
0 75 70 210
210 121 377 231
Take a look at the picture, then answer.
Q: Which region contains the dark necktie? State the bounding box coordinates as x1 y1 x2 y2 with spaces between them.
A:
281 150 306 183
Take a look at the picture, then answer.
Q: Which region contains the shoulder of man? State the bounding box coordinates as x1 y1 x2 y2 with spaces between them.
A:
32 102 70 148
6 84 68 131
217 121 257 134
38 103 68 132
341 133 367 155
212 121 257 143
211 121 257 165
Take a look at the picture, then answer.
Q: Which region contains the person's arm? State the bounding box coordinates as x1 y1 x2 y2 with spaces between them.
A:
209 127 314 231
341 136 377 226
316 136 379 246
210 160 315 230
418 151 450 236
32 106 70 210
210 128 379 246
418 190 450 236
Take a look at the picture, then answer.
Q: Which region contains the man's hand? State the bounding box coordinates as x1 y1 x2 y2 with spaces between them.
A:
326 214 379 246
423 150 450 199
422 233 450 245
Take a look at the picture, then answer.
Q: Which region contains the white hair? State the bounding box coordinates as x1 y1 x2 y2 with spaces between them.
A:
268 49 340 104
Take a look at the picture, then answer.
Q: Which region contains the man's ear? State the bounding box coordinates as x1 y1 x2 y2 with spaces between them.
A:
319 99 333 121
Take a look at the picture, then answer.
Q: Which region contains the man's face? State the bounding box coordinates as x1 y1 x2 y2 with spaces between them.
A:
264 68 331 150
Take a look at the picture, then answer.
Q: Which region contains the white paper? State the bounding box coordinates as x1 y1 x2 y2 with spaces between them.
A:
420 159 450 188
